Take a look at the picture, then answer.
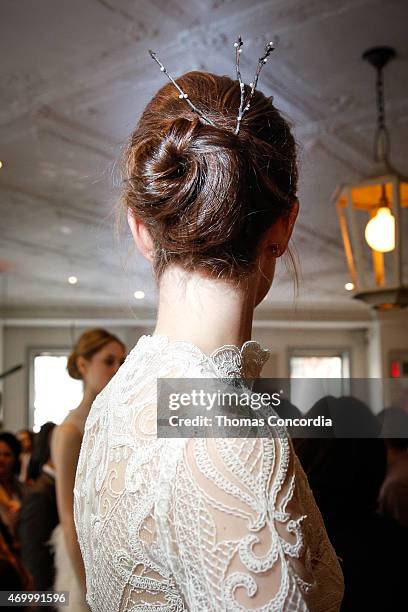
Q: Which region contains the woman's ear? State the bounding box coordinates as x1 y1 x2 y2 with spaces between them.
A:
127 210 154 262
262 200 299 257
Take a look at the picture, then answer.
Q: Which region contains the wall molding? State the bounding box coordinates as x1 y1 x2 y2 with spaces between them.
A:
1 317 373 330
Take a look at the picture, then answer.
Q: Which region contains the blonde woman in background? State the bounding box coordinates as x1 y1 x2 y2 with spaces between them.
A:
51 328 126 611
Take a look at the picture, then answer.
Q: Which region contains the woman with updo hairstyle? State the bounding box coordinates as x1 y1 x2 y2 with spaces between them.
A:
74 64 344 611
50 328 126 611
125 72 299 285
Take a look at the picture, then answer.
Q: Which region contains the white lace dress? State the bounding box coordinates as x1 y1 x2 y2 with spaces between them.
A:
74 334 344 611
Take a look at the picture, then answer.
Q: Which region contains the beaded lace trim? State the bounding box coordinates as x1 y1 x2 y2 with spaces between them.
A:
134 333 272 379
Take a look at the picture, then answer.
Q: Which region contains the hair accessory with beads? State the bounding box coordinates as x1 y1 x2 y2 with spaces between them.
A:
148 36 275 135
234 37 275 134
148 50 216 126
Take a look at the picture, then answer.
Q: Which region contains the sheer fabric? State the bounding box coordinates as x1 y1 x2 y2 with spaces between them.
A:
74 334 344 611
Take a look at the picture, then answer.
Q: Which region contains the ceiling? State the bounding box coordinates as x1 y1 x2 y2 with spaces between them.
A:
1 0 407 317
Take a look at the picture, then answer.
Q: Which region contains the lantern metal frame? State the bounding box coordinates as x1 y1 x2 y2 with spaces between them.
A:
334 46 408 310
335 173 408 309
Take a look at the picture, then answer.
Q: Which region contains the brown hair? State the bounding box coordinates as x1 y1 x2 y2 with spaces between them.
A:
123 71 298 282
67 328 125 380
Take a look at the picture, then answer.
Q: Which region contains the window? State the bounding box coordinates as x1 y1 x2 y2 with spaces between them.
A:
290 355 343 378
29 349 83 432
289 348 350 413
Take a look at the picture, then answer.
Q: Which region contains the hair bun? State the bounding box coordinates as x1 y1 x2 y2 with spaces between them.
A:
66 328 125 381
67 350 82 380
144 116 199 205
128 113 244 257
124 71 298 281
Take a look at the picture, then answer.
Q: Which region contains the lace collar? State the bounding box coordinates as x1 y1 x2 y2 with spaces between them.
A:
135 333 271 379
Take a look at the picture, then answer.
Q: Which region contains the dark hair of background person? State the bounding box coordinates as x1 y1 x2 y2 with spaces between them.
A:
67 328 126 381
294 396 408 611
28 422 56 482
0 432 22 476
123 71 299 286
18 422 59 595
386 436 408 450
296 394 382 439
377 406 408 449
294 396 384 517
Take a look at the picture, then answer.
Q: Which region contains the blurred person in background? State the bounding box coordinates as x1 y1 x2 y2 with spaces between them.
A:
378 407 408 529
28 422 57 482
16 429 34 485
0 432 30 595
294 396 408 611
50 329 126 611
0 432 25 542
18 422 58 600
0 520 32 592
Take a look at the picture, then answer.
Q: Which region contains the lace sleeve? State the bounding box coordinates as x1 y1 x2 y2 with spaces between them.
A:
156 436 316 611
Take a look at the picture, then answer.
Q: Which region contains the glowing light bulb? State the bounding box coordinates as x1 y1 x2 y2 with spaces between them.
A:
134 290 145 300
364 207 395 253
345 282 354 291
0 161 3 169
68 276 78 285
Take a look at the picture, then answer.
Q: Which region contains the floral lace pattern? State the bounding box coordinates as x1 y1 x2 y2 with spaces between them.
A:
74 334 344 611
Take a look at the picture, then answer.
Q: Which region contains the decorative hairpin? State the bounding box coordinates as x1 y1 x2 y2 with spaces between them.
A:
148 50 216 126
234 37 275 134
148 37 275 135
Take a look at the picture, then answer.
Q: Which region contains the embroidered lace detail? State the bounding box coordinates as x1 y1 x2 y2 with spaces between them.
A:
74 334 344 611
137 333 271 379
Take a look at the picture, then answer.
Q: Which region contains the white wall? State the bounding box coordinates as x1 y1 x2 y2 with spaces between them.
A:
1 322 368 432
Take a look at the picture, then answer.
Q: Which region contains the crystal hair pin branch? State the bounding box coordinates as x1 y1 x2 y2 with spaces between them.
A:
234 37 275 134
148 50 216 126
148 37 275 135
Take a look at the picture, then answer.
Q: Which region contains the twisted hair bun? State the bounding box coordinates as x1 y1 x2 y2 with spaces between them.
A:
67 328 125 380
124 71 297 281
67 350 81 380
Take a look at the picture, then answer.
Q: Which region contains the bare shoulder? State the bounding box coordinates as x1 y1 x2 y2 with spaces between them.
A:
57 410 86 438
55 421 82 438
51 420 83 454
